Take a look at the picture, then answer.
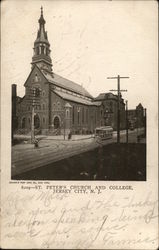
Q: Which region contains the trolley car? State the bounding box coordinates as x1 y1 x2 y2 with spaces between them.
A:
95 126 113 140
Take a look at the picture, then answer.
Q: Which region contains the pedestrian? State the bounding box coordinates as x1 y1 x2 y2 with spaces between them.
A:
68 131 72 140
34 137 39 148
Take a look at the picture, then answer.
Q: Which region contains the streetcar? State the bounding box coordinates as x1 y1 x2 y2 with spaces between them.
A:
95 126 113 140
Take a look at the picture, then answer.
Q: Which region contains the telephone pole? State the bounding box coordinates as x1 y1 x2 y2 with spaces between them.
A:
26 87 41 143
125 100 128 143
107 75 129 143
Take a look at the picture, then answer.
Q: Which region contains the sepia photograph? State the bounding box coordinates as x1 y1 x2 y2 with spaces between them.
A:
1 1 158 249
10 1 147 181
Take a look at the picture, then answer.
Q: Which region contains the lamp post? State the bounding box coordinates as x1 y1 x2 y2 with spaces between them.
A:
63 107 66 140
77 107 81 134
63 103 72 139
31 88 36 143
30 87 41 143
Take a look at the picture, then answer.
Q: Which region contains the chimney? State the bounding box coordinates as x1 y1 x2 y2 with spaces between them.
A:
12 84 17 98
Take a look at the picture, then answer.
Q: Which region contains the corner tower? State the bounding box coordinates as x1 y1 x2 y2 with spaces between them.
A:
32 7 53 73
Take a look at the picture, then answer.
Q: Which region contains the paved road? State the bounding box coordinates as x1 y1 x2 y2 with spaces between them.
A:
12 129 145 177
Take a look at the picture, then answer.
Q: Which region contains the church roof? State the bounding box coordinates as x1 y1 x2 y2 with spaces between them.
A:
53 89 101 106
41 69 93 98
94 93 106 100
94 92 124 102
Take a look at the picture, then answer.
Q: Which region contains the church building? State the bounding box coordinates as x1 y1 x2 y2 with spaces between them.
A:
15 8 126 135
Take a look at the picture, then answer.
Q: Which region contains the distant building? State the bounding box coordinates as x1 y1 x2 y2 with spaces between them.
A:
12 84 18 141
128 103 145 128
14 8 127 135
94 92 126 130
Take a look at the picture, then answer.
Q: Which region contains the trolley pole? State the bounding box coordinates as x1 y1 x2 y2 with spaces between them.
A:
125 100 128 143
117 75 120 144
107 75 129 144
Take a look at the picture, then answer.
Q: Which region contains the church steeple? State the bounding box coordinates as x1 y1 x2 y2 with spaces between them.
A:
32 7 53 73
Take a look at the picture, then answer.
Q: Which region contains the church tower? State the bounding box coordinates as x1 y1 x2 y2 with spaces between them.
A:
31 7 53 74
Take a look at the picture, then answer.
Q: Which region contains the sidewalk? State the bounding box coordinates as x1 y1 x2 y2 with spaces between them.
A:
13 128 145 142
45 134 94 141
13 134 94 142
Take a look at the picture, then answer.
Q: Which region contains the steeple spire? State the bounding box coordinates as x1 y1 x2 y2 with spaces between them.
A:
31 7 53 73
39 6 45 25
41 6 43 15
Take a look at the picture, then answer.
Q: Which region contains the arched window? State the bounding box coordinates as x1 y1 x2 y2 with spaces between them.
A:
82 107 84 124
52 103 56 110
22 117 26 129
41 45 44 54
66 110 69 118
36 47 39 55
57 102 61 110
34 114 40 129
53 116 60 129
43 103 45 110
46 48 48 56
95 109 96 124
86 108 88 124
72 106 75 124
28 117 31 128
77 107 80 125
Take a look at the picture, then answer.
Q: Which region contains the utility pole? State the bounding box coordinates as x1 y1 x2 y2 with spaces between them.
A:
31 104 35 143
125 100 128 143
31 88 36 143
29 87 41 143
107 75 129 143
144 108 147 138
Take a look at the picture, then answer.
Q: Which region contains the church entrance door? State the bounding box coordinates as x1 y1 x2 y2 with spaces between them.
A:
54 116 60 129
34 114 40 129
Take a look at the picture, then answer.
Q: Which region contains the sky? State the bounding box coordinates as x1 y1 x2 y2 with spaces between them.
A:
1 0 158 109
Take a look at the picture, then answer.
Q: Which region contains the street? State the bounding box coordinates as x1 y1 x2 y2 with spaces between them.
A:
12 129 145 177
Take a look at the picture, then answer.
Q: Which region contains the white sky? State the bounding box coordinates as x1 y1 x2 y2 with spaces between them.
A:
1 0 158 109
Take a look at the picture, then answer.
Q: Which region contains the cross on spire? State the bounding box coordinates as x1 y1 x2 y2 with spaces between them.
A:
41 6 43 14
39 6 45 25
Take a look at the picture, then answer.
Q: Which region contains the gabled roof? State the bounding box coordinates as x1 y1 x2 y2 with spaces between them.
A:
94 93 106 101
24 65 93 100
24 65 45 87
94 92 118 101
41 69 93 98
53 89 101 106
136 103 143 109
94 92 125 103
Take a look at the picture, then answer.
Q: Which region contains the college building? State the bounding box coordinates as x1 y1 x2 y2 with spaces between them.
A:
13 8 127 136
